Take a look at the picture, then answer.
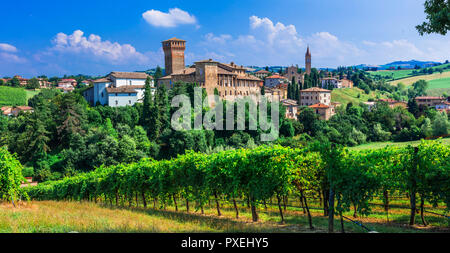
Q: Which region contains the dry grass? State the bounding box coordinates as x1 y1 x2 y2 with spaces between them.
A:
0 200 448 233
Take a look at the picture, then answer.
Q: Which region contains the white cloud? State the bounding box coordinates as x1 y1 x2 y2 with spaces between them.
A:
0 43 18 53
195 16 450 67
51 30 148 63
142 8 197 28
204 33 232 44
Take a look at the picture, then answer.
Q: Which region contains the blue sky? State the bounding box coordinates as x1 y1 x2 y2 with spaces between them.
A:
1 0 449 77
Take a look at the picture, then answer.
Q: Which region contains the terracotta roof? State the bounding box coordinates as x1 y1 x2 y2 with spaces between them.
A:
415 96 445 100
162 37 186 42
309 103 330 109
236 75 261 81
93 78 111 83
255 70 270 74
60 79 76 82
266 75 286 79
109 72 150 79
15 106 33 110
106 85 144 94
301 87 331 92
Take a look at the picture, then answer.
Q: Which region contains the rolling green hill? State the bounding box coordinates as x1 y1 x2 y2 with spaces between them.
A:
331 87 388 105
367 63 450 81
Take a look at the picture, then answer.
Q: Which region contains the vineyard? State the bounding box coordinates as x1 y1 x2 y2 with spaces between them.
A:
3 140 449 232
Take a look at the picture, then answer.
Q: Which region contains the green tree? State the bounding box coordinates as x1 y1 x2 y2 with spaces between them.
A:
154 66 163 80
27 78 40 89
432 111 449 136
416 0 450 35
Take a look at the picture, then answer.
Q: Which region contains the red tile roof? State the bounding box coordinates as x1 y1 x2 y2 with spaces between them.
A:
309 103 330 109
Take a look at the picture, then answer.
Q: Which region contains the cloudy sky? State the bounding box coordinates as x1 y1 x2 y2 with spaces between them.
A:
1 0 449 77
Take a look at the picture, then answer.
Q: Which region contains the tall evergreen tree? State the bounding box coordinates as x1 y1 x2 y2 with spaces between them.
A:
141 76 153 127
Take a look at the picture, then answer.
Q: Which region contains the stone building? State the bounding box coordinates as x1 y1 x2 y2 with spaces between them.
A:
415 96 447 107
253 69 271 79
299 87 331 106
309 103 332 120
162 38 186 76
264 74 287 88
284 65 304 84
158 38 262 106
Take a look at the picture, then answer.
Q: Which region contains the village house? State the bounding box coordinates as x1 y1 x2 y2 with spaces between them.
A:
282 99 299 120
309 103 333 120
415 96 447 107
253 69 271 79
83 71 154 107
158 38 262 107
377 99 408 109
1 106 34 117
299 87 331 106
321 77 342 89
264 74 288 88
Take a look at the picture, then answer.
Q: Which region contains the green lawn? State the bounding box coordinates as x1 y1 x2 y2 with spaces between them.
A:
428 77 450 89
331 87 388 105
349 138 450 151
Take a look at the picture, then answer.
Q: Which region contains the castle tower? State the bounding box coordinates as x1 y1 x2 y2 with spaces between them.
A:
305 45 311 75
162 38 186 75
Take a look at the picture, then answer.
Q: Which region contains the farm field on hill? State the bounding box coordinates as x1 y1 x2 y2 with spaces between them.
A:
0 87 40 106
1 199 447 233
331 87 387 105
389 71 450 86
0 87 27 106
367 63 450 81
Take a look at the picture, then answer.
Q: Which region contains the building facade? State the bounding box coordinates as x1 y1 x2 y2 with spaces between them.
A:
264 74 287 88
162 38 186 76
415 96 447 107
299 87 331 106
83 72 154 107
158 38 262 106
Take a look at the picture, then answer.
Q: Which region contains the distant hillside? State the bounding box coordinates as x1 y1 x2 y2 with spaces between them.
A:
355 60 444 70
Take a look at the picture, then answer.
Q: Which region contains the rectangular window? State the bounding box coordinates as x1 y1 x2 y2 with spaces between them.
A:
115 100 118 105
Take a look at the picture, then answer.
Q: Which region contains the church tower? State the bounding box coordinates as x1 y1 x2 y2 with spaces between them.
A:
305 45 311 75
162 38 186 75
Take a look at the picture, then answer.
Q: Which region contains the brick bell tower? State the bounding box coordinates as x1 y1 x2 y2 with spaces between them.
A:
162 38 186 75
305 45 311 75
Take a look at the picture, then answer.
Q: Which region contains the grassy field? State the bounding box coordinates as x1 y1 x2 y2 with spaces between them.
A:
349 138 450 151
389 71 450 86
1 198 448 233
331 87 387 105
0 86 27 106
0 86 40 106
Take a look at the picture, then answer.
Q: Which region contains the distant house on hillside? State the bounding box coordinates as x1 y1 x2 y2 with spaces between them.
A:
1 106 34 117
415 96 446 107
83 71 154 107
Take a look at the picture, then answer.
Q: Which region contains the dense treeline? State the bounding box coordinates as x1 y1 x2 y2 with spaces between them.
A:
0 80 291 182
25 139 449 230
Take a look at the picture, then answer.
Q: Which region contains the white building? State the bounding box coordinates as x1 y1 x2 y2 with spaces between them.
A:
83 72 154 107
321 78 342 89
